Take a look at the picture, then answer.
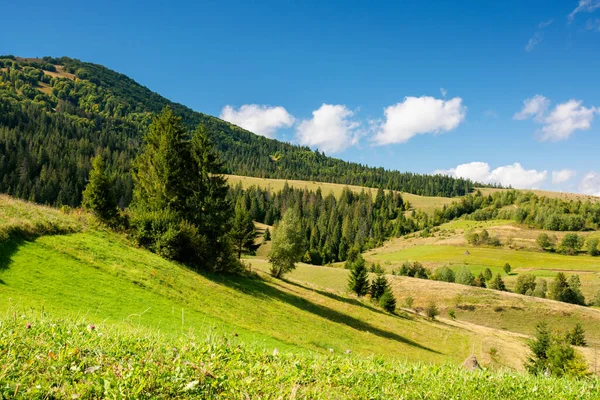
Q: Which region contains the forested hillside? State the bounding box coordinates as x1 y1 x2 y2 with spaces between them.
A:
0 55 483 207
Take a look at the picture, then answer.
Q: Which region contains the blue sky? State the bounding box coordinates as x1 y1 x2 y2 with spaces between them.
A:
2 0 600 194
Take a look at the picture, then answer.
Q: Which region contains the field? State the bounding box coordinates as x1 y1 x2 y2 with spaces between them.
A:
4 318 599 399
226 175 456 213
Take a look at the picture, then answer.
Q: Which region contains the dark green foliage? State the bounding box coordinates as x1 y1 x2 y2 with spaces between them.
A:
347 254 370 297
533 278 548 298
455 267 475 286
397 261 430 279
483 268 493 281
465 229 500 246
379 289 397 313
130 107 234 272
425 302 439 320
268 208 305 278
536 233 554 250
548 273 585 305
526 322 588 378
0 56 479 209
263 228 271 241
503 263 511 275
369 262 384 273
514 273 537 295
566 324 587 347
369 273 389 300
474 273 487 288
230 201 256 259
448 309 456 320
82 155 118 224
559 234 584 255
586 238 599 256
432 266 455 283
488 274 506 291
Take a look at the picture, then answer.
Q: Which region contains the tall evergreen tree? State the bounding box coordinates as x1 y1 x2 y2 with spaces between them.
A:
369 273 389 300
82 155 118 223
230 200 256 259
347 254 369 296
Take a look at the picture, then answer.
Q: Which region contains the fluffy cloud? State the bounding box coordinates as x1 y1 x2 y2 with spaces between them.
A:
436 162 548 189
580 172 600 196
552 169 576 184
295 104 360 153
372 96 466 145
513 95 550 120
219 104 295 138
514 95 597 141
569 0 600 22
540 100 597 141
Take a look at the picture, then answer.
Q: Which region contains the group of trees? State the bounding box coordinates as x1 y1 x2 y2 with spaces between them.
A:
228 184 422 265
537 233 600 256
0 55 482 211
346 251 397 313
464 229 501 246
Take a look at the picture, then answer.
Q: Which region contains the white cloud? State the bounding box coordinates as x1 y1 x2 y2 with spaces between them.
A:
436 162 548 189
515 96 598 141
440 88 447 97
372 96 466 145
580 172 600 196
552 169 576 184
538 19 554 28
586 18 600 30
513 95 550 120
295 104 360 153
219 104 295 138
540 100 597 141
525 33 542 52
569 0 600 22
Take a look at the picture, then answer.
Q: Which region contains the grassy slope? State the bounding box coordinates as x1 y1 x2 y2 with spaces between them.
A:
5 318 598 399
0 196 491 368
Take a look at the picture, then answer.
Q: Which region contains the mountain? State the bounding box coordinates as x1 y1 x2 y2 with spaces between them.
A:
0 56 485 207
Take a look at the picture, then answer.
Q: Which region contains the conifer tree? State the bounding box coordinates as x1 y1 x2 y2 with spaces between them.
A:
264 228 271 241
82 155 118 224
347 254 369 296
230 200 256 259
488 274 506 291
379 289 396 313
369 273 389 300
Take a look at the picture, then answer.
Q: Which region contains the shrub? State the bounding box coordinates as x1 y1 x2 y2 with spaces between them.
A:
483 268 493 281
404 296 414 309
503 263 511 275
455 267 475 286
369 273 389 300
586 238 599 256
536 233 554 250
488 274 506 291
448 309 456 320
432 266 455 283
566 323 587 347
474 273 487 288
559 233 584 256
425 302 440 320
514 273 537 295
533 278 548 298
398 261 430 279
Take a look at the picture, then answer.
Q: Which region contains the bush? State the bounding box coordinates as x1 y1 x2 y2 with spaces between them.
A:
559 233 584 255
514 273 537 295
533 278 548 298
448 309 456 320
432 266 455 283
488 274 506 291
455 267 475 286
483 268 493 281
536 233 554 250
566 324 587 347
425 302 439 320
586 238 599 256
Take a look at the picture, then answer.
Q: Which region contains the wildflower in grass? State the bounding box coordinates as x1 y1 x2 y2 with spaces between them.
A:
345 349 351 354
26 322 31 329
87 324 96 331
273 348 279 356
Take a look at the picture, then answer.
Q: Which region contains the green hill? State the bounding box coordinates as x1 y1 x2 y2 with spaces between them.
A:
0 55 480 208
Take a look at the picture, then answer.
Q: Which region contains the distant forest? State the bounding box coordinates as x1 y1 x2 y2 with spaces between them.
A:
0 55 495 207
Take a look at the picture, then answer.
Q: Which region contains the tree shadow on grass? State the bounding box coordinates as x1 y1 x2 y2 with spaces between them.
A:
204 272 440 354
283 279 394 318
0 237 25 276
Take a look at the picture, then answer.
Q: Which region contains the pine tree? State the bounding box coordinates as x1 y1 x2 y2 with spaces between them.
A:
230 200 256 259
264 228 271 241
488 274 506 291
369 273 389 300
567 323 587 347
82 155 118 223
347 254 369 296
379 289 396 313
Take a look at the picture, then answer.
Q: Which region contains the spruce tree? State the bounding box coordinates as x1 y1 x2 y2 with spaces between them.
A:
379 289 396 313
567 323 587 347
230 200 256 259
348 254 369 296
82 155 118 223
264 228 271 241
369 273 389 300
488 274 506 291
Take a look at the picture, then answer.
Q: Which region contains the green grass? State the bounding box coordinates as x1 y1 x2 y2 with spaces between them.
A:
372 245 600 272
2 316 598 399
